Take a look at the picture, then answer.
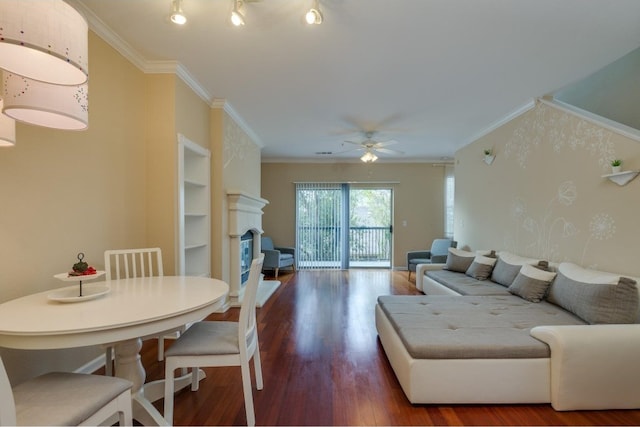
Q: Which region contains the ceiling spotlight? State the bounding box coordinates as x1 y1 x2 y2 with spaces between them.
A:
305 0 323 25
361 151 378 163
231 0 246 26
170 0 187 25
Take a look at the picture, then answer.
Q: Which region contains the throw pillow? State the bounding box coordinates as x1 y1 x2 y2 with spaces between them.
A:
547 262 639 324
490 252 546 287
508 264 556 302
444 248 476 273
465 254 497 280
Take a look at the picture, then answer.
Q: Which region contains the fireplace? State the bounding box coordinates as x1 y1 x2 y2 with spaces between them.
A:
240 231 254 285
227 190 280 307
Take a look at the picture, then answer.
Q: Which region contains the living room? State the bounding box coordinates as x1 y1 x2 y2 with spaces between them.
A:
1 1 640 424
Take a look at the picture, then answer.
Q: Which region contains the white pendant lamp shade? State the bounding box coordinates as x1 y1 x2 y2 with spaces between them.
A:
2 73 88 130
0 100 16 147
0 0 88 86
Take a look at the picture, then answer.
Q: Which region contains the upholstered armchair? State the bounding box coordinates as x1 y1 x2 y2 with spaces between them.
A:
407 238 457 280
261 236 296 278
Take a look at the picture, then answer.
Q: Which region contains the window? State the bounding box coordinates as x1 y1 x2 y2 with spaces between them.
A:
444 165 455 239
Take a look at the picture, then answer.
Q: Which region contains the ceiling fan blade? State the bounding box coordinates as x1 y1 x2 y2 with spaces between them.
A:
333 147 363 154
375 147 404 155
375 139 399 147
343 140 365 146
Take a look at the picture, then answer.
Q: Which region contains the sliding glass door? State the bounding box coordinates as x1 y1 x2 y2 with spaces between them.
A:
296 183 392 269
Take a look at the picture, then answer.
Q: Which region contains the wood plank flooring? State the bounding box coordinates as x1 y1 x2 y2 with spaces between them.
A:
138 269 640 425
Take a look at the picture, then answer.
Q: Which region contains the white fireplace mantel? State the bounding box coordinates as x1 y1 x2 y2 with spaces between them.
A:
227 190 269 306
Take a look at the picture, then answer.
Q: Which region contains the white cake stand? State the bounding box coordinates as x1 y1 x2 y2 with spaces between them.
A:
53 271 106 298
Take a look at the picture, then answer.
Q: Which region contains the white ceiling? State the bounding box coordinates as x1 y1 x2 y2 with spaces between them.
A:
70 0 640 162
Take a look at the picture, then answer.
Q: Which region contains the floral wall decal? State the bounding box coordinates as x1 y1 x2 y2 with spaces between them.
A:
505 102 616 170
224 115 257 169
455 100 637 276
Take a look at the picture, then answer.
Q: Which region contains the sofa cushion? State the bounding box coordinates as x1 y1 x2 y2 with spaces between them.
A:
465 254 497 280
444 248 476 273
426 270 511 296
547 263 639 324
491 252 545 287
508 264 556 302
377 295 586 359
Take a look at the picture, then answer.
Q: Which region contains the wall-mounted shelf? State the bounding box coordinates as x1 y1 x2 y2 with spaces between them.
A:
601 170 639 186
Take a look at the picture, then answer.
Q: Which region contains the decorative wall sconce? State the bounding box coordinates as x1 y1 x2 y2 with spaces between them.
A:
483 149 495 165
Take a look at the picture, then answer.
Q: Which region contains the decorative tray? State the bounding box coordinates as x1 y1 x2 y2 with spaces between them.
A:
47 283 110 303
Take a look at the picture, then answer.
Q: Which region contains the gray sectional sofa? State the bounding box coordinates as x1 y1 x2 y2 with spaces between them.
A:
376 249 640 410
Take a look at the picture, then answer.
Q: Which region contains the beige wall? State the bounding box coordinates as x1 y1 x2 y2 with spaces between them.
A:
260 162 446 269
210 108 262 283
0 33 148 382
456 100 640 277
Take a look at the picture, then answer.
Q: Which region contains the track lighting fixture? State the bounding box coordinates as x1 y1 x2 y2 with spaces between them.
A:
361 150 378 163
231 0 246 26
305 0 323 25
170 0 187 25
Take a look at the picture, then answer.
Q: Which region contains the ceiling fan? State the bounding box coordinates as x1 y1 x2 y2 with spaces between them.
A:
341 131 404 162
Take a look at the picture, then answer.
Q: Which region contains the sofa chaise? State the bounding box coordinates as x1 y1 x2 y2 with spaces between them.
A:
376 249 640 411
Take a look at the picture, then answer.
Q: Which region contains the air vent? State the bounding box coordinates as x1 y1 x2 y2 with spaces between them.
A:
315 151 333 155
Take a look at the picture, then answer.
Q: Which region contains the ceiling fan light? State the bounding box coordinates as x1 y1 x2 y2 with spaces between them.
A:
169 0 187 25
231 0 245 26
305 0 323 24
361 151 377 163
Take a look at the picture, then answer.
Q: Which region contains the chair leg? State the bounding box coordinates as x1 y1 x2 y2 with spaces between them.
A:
253 343 263 390
105 347 113 376
191 367 200 391
240 360 256 426
408 270 412 280
163 362 176 425
158 337 164 361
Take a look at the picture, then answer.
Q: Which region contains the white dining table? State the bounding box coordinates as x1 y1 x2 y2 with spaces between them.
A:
0 275 229 426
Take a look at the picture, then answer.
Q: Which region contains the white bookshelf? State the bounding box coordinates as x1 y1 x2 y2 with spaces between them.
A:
178 134 211 277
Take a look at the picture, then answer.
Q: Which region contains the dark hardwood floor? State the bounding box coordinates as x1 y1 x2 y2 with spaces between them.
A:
138 269 640 425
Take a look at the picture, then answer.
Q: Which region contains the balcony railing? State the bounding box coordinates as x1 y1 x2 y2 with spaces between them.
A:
297 226 391 267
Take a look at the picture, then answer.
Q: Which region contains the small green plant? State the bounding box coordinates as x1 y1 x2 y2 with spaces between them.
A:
484 149 492 156
611 159 622 167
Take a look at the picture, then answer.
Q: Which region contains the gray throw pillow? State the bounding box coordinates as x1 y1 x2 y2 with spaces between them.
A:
490 252 547 287
491 258 523 287
444 248 476 273
547 263 639 324
508 264 556 302
465 254 497 280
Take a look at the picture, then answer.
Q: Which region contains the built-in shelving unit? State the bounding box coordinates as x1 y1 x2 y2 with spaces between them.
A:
601 170 639 186
178 134 211 277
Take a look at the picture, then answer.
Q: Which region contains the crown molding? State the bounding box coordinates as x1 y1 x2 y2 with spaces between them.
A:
540 97 640 143
72 1 213 105
467 98 536 144
212 99 263 147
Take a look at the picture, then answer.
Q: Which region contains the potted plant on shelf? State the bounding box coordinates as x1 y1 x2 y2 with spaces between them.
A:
611 159 622 174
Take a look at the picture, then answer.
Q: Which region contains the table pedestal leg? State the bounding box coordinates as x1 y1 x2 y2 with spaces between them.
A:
114 338 208 426
115 338 167 426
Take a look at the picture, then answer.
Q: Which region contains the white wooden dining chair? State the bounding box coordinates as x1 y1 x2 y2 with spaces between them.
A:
103 247 182 375
163 254 265 426
0 355 133 426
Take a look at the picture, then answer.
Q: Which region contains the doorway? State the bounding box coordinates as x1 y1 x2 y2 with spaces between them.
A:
295 183 393 269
